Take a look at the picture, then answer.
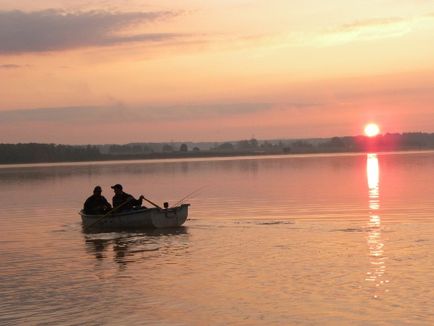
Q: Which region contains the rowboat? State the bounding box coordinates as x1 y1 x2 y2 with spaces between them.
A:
80 204 190 230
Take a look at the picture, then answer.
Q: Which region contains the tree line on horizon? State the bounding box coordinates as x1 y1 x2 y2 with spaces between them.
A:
0 143 102 164
1 132 434 164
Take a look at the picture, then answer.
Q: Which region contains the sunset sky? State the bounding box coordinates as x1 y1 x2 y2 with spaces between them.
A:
1 0 434 144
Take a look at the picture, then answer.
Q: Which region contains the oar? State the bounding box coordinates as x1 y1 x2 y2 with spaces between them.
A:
141 196 163 210
83 197 133 231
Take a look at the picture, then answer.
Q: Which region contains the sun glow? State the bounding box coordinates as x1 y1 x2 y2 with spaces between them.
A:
364 123 380 137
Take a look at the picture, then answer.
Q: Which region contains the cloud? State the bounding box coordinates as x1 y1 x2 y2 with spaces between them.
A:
318 17 414 45
0 106 125 123
0 9 184 54
338 17 407 30
274 15 434 50
0 103 274 124
0 64 27 69
1 80 433 143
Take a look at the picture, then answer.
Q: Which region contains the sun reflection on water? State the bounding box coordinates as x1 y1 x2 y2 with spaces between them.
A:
365 153 388 296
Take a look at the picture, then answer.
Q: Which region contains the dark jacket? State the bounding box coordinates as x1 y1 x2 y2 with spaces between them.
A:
83 195 111 215
112 192 143 211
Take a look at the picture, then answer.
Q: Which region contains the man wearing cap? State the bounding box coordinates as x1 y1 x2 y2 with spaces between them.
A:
111 184 145 211
83 186 112 215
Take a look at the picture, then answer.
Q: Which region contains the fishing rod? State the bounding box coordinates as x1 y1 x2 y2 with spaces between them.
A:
173 185 207 207
141 195 163 210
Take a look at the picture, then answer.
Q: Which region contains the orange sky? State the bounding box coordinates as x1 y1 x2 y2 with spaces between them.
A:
1 0 434 144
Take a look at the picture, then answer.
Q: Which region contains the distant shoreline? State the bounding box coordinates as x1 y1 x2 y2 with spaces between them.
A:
1 133 434 165
1 148 434 167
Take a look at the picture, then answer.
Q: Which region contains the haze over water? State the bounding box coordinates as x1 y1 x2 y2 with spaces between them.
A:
1 151 434 325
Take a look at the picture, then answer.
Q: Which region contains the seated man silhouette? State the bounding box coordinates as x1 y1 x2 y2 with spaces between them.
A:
111 184 145 211
83 186 112 215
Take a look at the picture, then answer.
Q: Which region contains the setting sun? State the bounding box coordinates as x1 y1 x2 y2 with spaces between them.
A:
364 123 380 137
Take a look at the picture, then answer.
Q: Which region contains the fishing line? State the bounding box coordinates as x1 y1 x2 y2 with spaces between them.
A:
173 185 207 207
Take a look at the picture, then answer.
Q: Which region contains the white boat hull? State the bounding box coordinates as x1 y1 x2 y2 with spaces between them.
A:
80 204 190 229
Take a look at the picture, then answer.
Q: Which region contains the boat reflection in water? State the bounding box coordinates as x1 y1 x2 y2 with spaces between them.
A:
365 153 388 297
83 227 189 269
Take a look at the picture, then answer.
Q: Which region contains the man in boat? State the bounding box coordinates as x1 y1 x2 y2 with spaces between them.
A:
111 184 145 211
83 186 112 215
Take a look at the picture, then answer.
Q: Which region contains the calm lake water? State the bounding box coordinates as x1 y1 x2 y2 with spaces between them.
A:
1 152 434 325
